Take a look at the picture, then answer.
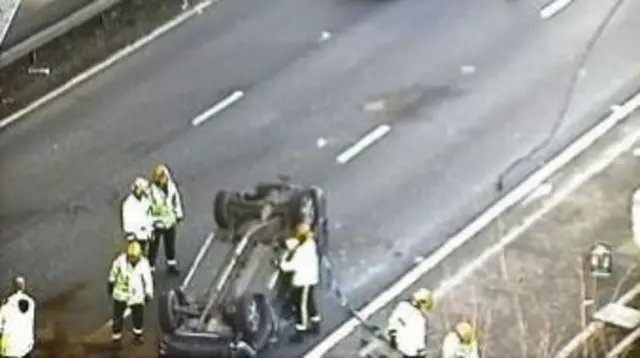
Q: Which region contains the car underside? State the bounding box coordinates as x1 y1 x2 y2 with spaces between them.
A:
157 178 328 358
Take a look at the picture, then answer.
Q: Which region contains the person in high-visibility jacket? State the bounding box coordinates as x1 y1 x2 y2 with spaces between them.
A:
441 321 481 358
148 164 184 275
385 288 434 358
107 241 154 345
0 277 35 358
122 177 154 254
279 223 321 343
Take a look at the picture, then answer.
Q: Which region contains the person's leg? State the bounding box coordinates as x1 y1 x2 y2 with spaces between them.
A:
290 286 306 342
111 300 127 341
130 303 145 344
164 226 179 274
307 285 321 333
147 232 161 271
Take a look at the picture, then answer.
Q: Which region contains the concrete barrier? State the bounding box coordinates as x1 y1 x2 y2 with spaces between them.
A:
0 0 122 69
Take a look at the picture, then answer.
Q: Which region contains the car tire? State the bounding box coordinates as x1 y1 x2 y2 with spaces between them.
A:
158 289 178 335
234 293 274 350
214 190 232 229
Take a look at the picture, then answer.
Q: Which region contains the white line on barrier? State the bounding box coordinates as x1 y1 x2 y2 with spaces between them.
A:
304 91 640 357
191 90 244 127
336 124 391 164
540 0 574 19
0 0 216 132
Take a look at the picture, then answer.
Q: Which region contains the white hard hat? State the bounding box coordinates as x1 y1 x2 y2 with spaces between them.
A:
412 288 433 302
132 177 149 192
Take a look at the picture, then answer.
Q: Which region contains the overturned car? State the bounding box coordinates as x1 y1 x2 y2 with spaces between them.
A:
157 178 328 358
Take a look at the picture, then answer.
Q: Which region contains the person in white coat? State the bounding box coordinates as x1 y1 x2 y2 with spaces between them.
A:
122 177 154 254
385 288 434 358
148 164 184 275
279 223 321 343
441 322 481 358
107 241 154 345
0 277 35 358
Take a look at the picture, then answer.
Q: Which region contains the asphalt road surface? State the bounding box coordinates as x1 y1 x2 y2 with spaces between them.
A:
0 0 639 356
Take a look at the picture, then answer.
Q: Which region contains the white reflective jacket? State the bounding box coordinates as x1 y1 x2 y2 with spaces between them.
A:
386 300 427 356
149 177 183 228
122 193 154 240
279 238 319 287
108 254 154 305
442 331 480 358
0 291 35 357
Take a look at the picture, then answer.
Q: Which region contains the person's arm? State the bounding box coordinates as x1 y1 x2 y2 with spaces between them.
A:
279 247 298 272
107 258 119 295
142 259 154 299
122 199 136 234
171 182 184 221
441 332 458 358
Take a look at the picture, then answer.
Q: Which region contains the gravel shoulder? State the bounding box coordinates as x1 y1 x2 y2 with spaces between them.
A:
0 0 185 119
325 109 640 358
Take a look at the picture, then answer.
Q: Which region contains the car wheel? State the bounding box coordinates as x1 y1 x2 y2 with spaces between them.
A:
157 289 178 334
214 190 232 229
235 294 273 350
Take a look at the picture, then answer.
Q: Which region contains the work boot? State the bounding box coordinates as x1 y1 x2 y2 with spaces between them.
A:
289 331 304 343
310 321 321 335
133 334 144 345
111 333 123 348
167 264 180 276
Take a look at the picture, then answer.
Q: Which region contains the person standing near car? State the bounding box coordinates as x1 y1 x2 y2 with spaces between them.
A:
148 164 184 275
279 223 321 343
107 241 154 345
0 277 35 358
122 177 154 255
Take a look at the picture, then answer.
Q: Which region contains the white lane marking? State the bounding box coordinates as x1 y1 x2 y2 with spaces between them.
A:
336 124 391 164
540 0 574 19
304 92 640 357
86 232 215 339
181 232 215 290
0 0 216 132
191 90 244 127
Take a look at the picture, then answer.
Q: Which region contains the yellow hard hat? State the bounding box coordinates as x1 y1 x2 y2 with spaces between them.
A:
455 322 474 343
295 223 311 240
126 241 142 259
412 288 435 313
153 164 169 183
131 177 149 192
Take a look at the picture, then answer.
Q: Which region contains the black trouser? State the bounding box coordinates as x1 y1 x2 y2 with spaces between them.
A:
112 299 145 338
149 226 177 267
291 285 320 331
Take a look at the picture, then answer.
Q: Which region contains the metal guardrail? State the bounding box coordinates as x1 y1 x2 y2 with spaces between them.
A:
0 0 22 48
0 0 122 69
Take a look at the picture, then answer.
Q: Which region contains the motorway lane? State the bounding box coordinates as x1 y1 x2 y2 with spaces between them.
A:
159 0 640 357
0 0 638 357
0 0 388 335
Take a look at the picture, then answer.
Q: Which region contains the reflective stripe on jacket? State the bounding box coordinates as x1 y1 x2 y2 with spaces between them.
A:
122 194 154 240
0 291 35 357
386 301 427 356
442 331 480 358
108 254 153 305
149 179 183 228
